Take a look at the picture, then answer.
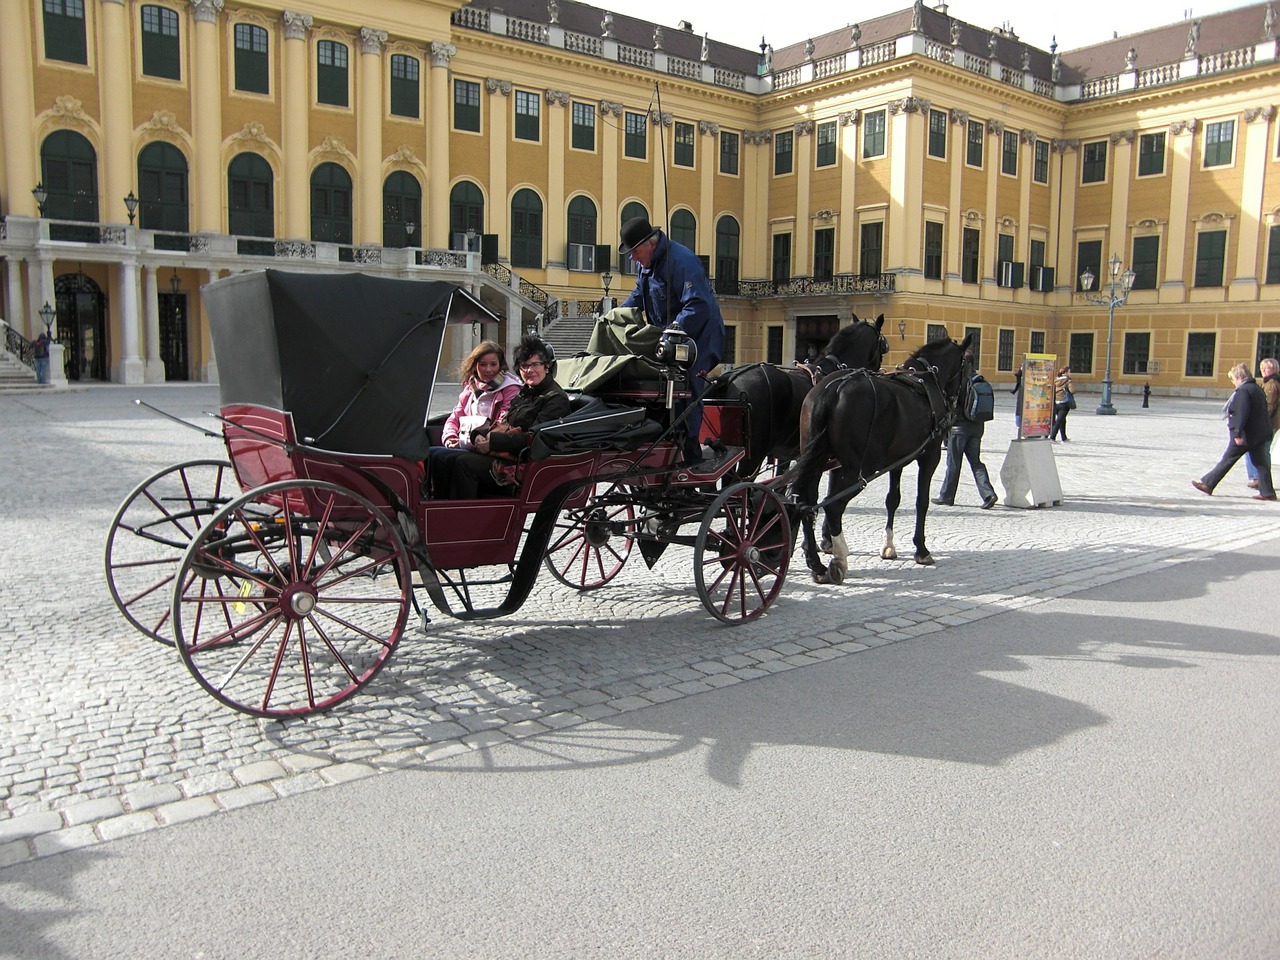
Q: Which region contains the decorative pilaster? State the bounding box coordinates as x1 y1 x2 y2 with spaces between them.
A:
357 27 387 243
115 259 144 384
427 43 456 246
100 0 134 222
282 11 312 237
0 0 38 215
190 0 225 231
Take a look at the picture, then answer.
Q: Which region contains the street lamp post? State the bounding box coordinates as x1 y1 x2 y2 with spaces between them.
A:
1079 253 1136 416
38 301 56 338
600 270 613 313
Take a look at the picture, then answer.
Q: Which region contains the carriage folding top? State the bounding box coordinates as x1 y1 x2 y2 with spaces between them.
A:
203 269 500 461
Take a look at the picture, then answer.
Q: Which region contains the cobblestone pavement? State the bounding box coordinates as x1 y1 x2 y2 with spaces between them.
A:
2 384 1278 868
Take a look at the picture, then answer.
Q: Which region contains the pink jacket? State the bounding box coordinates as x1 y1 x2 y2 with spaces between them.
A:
441 370 522 446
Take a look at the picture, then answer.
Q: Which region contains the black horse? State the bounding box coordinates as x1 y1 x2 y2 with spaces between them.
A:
793 335 973 584
701 315 888 481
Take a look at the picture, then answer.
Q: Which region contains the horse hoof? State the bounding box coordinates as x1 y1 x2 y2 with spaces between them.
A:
827 561 845 584
881 547 897 560
914 553 935 566
810 571 831 585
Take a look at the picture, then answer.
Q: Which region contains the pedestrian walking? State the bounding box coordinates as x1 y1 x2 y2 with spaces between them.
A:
33 331 50 384
1051 366 1074 442
1010 364 1024 436
1192 363 1276 500
932 352 998 509
1244 357 1279 489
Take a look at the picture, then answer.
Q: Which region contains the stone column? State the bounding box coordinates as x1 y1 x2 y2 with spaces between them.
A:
190 0 225 232
0 0 37 216
282 11 313 239
144 266 165 382
427 42 456 249
4 260 28 337
203 269 221 382
358 27 388 245
116 259 145 384
100 0 134 221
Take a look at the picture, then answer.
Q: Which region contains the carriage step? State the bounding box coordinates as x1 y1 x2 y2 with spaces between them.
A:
674 445 743 482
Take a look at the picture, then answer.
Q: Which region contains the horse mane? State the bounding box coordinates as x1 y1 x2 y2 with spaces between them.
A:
823 313 884 356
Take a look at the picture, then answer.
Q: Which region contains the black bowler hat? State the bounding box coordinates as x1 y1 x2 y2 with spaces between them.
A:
619 216 660 254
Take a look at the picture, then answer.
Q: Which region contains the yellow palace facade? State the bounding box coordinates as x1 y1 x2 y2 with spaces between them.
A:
3 0 1280 397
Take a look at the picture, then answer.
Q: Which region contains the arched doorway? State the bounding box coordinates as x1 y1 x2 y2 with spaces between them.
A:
310 162 352 244
382 170 421 247
619 200 648 275
228 152 274 237
55 271 107 382
41 130 99 242
510 188 542 268
138 142 189 233
449 180 483 250
715 215 741 296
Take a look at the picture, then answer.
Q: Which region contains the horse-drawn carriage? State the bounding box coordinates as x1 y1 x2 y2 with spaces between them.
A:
104 271 801 718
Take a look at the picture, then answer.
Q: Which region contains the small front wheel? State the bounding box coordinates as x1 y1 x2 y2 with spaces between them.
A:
694 482 791 624
173 479 411 718
543 483 635 590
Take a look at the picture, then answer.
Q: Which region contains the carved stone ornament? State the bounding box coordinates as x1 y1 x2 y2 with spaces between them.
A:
1185 19 1201 58
649 109 673 127
391 144 418 163
988 35 999 60
598 100 623 116
1125 47 1137 70
1244 105 1276 123
1022 50 1031 71
50 95 91 123
1134 218 1162 229
544 90 570 106
487 78 513 96
600 12 614 38
700 34 709 62
234 121 270 143
1110 129 1136 145
653 25 663 49
1169 119 1199 135
315 134 352 161
743 130 773 145
986 120 1005 137
912 0 923 32
1199 211 1229 225
815 208 835 222
1020 128 1038 145
851 24 862 47
964 208 983 224
950 108 970 125
1266 2 1277 39
839 110 860 126
145 110 182 133
548 0 559 25
430 41 456 67
360 27 388 55
190 0 224 25
282 10 313 40
1051 138 1080 153
889 97 925 116
698 120 720 136
794 120 814 137
950 20 961 45
805 38 815 61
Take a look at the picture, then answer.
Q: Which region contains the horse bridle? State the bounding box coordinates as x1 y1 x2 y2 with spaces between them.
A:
795 325 889 385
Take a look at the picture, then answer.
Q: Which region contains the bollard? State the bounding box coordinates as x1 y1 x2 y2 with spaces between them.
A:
1142 382 1150 408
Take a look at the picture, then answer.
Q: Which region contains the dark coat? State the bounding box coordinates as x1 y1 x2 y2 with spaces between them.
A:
1227 378 1274 446
1262 372 1280 432
621 232 725 374
485 376 571 456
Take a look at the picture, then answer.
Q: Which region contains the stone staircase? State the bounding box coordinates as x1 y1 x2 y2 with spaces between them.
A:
0 350 42 392
542 312 598 357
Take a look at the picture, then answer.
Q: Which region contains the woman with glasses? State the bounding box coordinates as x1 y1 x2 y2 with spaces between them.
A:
434 335 571 499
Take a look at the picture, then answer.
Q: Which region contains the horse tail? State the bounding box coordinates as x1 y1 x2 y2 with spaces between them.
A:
793 389 834 502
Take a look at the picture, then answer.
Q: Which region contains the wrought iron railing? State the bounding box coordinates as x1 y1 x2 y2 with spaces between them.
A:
736 272 897 298
4 324 37 370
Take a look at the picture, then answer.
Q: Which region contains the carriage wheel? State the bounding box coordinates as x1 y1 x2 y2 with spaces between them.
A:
104 459 237 645
543 483 635 590
694 482 791 624
173 479 411 718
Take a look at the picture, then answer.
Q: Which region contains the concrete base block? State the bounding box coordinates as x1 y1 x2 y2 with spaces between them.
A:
999 439 1063 508
115 357 146 385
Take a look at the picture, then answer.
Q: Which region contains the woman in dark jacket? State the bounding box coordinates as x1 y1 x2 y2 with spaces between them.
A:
435 335 571 498
1193 363 1276 500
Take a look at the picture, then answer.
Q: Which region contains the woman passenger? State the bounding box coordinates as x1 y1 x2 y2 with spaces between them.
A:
434 335 571 498
426 340 521 496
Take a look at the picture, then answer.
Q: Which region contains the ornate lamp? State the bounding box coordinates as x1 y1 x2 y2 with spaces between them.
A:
1079 253 1137 415
124 191 139 225
32 182 48 217
38 301 56 337
898 318 907 340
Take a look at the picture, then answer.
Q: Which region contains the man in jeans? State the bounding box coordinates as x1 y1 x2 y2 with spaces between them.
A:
932 352 998 509
32 331 50 385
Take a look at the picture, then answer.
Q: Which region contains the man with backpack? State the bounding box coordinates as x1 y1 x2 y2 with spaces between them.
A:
932 351 998 509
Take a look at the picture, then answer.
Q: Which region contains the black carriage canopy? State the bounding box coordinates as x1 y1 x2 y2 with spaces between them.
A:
202 270 501 460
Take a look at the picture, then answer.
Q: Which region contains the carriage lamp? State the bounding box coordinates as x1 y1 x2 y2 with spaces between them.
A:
1079 253 1136 416
38 301 55 337
32 182 48 217
465 226 477 251
404 221 416 248
170 269 182 296
898 318 907 340
601 270 613 298
124 190 139 225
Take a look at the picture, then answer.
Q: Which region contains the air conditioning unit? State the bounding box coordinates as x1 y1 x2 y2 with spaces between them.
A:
568 242 596 272
997 260 1025 288
1029 265 1055 293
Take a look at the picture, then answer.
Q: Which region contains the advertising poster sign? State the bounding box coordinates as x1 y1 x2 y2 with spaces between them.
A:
1018 354 1057 440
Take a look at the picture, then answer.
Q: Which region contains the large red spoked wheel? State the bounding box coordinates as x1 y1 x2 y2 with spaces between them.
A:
173 479 412 718
543 483 635 590
694 482 791 624
105 459 236 645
